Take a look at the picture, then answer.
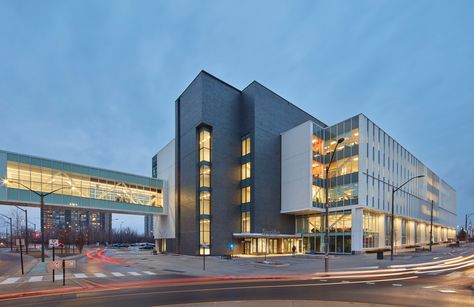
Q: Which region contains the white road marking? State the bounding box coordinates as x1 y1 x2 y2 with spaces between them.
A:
392 283 403 287
0 277 20 285
111 272 125 277
433 257 440 260
439 289 457 293
94 273 106 277
28 276 43 282
143 271 156 275
366 282 375 285
74 273 88 278
319 279 327 282
423 285 437 289
56 274 63 280
128 272 141 276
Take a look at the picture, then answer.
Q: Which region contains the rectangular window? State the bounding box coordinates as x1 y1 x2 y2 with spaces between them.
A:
241 186 251 203
241 137 251 156
241 162 251 180
198 127 212 255
199 191 210 215
241 211 250 232
199 165 211 187
199 130 211 162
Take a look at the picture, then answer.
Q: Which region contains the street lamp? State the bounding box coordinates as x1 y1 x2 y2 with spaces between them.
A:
324 137 344 272
0 213 13 251
390 175 425 261
15 206 28 254
1 178 71 262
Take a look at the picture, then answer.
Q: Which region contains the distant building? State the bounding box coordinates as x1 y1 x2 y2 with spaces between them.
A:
44 208 112 243
144 215 154 238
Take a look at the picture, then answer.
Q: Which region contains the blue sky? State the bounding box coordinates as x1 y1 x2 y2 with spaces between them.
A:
0 1 473 233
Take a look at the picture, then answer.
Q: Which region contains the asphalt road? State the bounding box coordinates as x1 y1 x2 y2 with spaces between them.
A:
1 266 473 307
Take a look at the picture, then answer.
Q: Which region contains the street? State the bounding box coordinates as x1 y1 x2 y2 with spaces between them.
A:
0 265 472 306
0 244 473 306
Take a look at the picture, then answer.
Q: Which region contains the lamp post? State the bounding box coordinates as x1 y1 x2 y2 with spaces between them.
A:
324 137 344 272
15 206 28 254
0 213 13 251
2 178 69 262
390 175 425 261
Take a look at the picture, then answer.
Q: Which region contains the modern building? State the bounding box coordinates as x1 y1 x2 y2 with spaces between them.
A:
152 71 457 256
44 208 112 243
144 215 154 238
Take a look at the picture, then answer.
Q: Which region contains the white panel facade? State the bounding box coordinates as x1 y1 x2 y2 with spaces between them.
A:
281 121 313 214
153 139 176 239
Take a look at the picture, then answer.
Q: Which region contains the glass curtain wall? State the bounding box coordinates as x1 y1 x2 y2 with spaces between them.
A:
312 116 359 209
296 211 352 254
6 161 163 207
363 211 379 248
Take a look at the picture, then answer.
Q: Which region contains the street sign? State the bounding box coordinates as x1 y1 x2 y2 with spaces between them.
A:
49 259 75 269
49 260 62 269
49 259 76 269
48 239 59 248
15 239 25 246
64 260 76 268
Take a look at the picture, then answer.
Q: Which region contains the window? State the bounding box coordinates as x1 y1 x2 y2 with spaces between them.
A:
241 211 250 232
199 191 210 215
198 127 212 255
363 211 379 248
199 129 211 162
241 137 251 156
241 163 251 180
199 165 211 187
241 186 251 203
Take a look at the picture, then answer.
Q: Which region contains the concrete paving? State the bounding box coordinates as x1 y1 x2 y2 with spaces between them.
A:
109 243 474 278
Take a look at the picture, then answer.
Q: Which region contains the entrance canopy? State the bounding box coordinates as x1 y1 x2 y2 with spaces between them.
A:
0 150 166 215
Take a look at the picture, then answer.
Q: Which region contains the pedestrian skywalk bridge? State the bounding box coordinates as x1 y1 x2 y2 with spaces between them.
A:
0 270 157 285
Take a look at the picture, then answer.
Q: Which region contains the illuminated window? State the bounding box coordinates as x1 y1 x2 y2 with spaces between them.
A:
199 165 211 187
241 186 251 203
241 137 251 156
5 161 162 207
241 163 251 180
198 126 212 255
199 130 211 162
199 191 211 215
241 211 250 232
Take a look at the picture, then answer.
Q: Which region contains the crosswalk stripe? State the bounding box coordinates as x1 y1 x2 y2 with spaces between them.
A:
143 271 156 275
28 276 43 282
0 277 21 285
94 273 106 277
128 272 141 276
74 273 88 278
111 272 125 277
55 274 63 280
